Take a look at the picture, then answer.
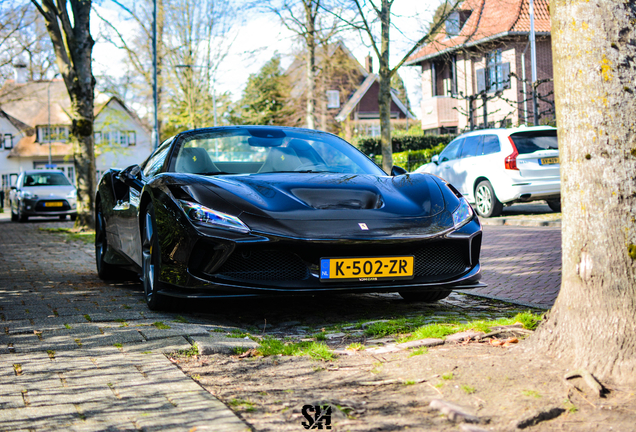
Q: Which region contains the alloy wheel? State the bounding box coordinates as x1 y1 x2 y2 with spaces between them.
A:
476 184 492 215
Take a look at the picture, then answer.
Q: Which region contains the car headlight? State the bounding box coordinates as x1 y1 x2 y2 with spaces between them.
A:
20 190 34 199
178 200 250 233
67 190 77 199
452 198 474 229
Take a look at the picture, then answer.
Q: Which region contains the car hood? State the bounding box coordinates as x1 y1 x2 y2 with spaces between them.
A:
168 172 458 239
21 185 75 199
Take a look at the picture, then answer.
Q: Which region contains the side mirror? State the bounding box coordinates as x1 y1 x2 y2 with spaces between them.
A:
391 166 408 176
431 155 439 165
118 164 143 190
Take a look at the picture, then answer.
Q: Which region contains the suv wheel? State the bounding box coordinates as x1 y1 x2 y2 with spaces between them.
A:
475 180 503 218
547 199 561 212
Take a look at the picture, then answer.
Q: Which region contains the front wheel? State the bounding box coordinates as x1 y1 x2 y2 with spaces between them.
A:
546 199 561 212
142 202 166 310
400 290 452 303
17 206 28 222
95 200 119 280
474 180 503 218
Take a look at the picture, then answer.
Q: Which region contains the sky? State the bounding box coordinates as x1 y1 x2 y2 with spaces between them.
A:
91 1 439 119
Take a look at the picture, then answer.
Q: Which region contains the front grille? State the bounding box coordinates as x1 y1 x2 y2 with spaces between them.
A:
413 243 467 276
35 200 71 212
216 250 310 281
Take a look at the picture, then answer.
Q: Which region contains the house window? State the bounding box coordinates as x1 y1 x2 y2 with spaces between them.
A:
37 125 69 143
326 90 340 109
3 134 12 150
445 10 472 37
97 130 136 146
476 50 511 93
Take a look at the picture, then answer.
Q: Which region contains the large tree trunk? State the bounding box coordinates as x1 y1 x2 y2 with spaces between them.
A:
378 0 392 172
532 0 636 386
34 0 96 229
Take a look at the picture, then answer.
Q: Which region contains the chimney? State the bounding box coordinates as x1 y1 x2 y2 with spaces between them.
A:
14 60 27 84
365 55 373 74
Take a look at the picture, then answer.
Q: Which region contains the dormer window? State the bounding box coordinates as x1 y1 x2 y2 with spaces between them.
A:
445 10 471 37
95 130 137 146
36 125 69 143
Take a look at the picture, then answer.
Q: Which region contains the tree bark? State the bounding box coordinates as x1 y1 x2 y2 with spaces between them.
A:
378 0 392 172
532 0 636 386
33 0 96 229
304 0 317 130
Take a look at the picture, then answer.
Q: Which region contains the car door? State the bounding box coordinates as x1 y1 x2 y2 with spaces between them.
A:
434 137 464 189
453 135 483 196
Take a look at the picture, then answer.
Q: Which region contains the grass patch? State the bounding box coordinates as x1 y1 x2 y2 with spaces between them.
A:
172 344 199 358
232 346 250 355
442 373 454 380
461 385 476 394
522 390 542 398
141 351 152 354
346 342 365 351
47 350 55 359
153 321 171 330
172 315 188 323
113 343 123 349
313 332 327 341
64 324 71 329
39 227 95 245
228 398 256 412
256 338 334 361
402 380 416 386
83 314 92 322
398 312 543 343
226 329 250 338
408 347 427 357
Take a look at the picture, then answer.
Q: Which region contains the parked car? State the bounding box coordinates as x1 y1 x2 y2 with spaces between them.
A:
414 126 560 217
9 170 77 222
95 126 485 310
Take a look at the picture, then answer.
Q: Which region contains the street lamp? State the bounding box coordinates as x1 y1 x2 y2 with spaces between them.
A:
175 64 218 127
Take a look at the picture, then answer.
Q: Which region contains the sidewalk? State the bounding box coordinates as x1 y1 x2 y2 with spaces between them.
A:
0 218 249 431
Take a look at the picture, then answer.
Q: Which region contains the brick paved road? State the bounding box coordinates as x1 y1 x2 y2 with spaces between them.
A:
472 225 562 308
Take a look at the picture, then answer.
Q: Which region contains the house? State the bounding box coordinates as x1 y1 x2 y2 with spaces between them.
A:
0 68 152 196
285 41 415 138
406 0 553 134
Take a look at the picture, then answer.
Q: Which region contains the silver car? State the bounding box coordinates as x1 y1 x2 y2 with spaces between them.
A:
9 170 77 222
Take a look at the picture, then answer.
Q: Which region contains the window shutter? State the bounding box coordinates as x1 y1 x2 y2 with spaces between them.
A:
502 62 511 89
128 131 136 146
476 68 486 93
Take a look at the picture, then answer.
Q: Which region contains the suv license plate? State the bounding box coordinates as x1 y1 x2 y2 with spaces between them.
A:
539 157 559 165
320 256 414 282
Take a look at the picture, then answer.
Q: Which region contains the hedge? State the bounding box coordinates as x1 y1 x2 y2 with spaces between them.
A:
380 143 448 172
356 134 456 155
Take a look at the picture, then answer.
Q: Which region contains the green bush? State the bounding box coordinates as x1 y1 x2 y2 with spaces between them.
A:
355 134 456 155
391 144 447 171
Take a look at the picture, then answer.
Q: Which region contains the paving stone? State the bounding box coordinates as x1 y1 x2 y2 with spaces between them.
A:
395 338 445 349
192 333 259 355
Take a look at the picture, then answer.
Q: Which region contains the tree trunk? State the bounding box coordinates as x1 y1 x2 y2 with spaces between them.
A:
531 0 636 386
379 0 392 172
34 0 96 229
304 0 317 130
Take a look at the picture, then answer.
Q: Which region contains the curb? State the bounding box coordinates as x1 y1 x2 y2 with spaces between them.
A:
465 292 551 310
480 218 561 227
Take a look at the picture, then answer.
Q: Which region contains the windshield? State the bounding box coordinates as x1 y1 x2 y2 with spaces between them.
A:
172 128 385 176
510 130 558 154
23 172 71 186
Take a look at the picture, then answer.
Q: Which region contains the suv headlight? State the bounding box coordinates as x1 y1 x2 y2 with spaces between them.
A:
178 200 250 233
452 198 474 229
67 190 77 199
20 190 34 199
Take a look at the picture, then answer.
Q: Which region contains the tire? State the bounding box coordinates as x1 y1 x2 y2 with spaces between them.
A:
474 180 503 218
142 202 166 310
400 290 452 303
547 199 561 212
10 201 18 222
95 200 119 280
70 213 77 221
18 206 28 222
59 215 67 221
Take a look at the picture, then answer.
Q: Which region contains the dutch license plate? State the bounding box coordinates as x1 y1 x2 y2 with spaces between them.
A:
539 157 559 165
44 201 64 207
320 256 414 282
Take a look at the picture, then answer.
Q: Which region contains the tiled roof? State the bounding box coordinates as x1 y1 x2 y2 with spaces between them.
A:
407 0 550 64
8 134 72 159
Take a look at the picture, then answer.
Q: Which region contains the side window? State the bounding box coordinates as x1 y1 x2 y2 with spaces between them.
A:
460 135 482 158
142 139 173 177
439 138 464 162
481 135 501 155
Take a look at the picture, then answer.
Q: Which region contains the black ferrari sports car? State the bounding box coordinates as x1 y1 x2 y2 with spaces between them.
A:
95 126 484 309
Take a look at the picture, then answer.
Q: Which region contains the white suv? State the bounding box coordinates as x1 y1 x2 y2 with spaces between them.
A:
414 126 559 217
